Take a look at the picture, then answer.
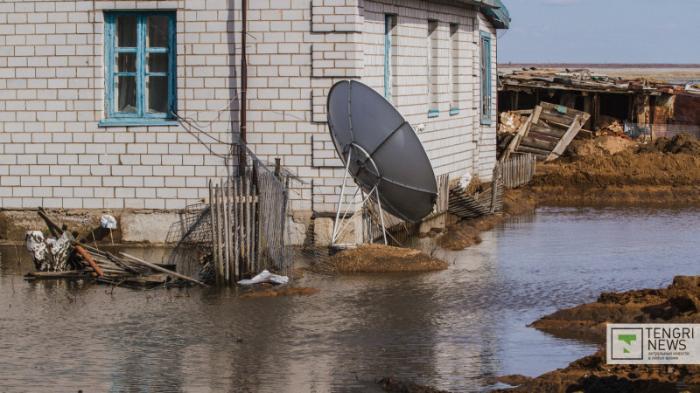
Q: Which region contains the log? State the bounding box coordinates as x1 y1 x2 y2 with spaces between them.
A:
119 252 208 287
74 244 104 277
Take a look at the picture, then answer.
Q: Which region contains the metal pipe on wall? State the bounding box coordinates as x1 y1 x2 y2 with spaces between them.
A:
239 0 248 173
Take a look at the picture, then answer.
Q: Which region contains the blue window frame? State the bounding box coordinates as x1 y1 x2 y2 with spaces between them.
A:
384 14 396 101
480 31 492 125
101 11 177 127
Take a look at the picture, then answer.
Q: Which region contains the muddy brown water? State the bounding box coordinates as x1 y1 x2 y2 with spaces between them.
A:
1 207 699 392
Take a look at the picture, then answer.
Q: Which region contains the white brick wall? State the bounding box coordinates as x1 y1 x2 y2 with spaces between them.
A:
0 0 500 215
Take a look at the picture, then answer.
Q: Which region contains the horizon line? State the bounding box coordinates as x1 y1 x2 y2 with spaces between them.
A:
498 63 700 69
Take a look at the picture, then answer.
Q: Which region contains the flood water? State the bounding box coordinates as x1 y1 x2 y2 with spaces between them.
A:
1 207 699 392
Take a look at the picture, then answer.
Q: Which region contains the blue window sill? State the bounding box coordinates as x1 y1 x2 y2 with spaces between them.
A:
449 107 459 116
480 118 493 126
427 109 439 118
98 119 180 127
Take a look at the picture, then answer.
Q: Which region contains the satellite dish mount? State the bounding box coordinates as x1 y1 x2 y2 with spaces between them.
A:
331 144 388 248
326 80 438 249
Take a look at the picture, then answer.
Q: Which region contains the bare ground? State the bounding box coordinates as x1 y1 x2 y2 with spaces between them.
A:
311 244 448 274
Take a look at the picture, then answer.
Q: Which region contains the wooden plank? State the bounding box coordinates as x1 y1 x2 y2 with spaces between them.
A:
516 145 550 156
245 175 252 274
120 252 208 287
237 176 244 278
501 105 541 161
520 136 557 151
223 180 231 284
539 101 588 120
547 113 588 161
233 179 239 281
529 126 565 139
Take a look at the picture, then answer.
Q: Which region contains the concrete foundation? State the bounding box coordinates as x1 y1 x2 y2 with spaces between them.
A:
0 209 180 244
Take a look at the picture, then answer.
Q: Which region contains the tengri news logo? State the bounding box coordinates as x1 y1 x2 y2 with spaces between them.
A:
610 327 643 360
607 324 700 365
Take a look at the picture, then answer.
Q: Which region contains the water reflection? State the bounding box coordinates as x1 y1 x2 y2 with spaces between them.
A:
1 207 700 392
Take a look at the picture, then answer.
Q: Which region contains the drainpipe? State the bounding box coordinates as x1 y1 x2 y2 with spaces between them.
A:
239 0 248 174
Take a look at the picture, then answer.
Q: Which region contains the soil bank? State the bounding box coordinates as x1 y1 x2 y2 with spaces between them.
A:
494 349 700 393
531 134 700 205
492 276 700 392
531 275 700 343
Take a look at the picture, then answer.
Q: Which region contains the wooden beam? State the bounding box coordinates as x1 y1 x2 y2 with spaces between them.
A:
546 114 589 161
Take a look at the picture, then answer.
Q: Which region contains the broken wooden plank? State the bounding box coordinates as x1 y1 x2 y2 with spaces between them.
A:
502 105 542 161
547 113 588 161
119 252 208 287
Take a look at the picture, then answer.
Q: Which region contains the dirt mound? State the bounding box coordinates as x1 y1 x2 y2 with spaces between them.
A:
494 350 700 393
638 133 700 155
316 244 448 274
568 135 637 158
531 275 700 343
532 133 700 204
438 189 537 251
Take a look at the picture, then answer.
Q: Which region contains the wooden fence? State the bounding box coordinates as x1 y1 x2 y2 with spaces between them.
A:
501 153 536 189
209 176 259 284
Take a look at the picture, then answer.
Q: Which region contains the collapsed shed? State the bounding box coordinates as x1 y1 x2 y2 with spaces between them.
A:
498 68 700 138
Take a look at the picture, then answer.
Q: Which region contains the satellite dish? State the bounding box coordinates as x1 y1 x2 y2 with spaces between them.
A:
327 80 437 224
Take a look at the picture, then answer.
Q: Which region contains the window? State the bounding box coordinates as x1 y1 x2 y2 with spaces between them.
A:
449 23 459 115
480 32 492 125
101 12 177 126
427 20 439 117
384 14 397 101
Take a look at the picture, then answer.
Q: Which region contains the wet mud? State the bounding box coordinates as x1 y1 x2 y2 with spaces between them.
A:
493 276 700 392
531 275 700 343
494 350 700 393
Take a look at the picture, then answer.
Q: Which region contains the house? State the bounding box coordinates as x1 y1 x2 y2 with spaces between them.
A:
0 0 510 242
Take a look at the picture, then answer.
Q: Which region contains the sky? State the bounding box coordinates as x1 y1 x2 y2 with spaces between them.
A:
497 0 700 64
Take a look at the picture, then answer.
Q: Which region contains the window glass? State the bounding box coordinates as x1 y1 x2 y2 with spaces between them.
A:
105 12 176 121
148 15 169 48
117 53 136 73
147 76 169 113
116 76 137 112
427 20 439 115
148 53 169 73
116 16 137 47
449 24 459 111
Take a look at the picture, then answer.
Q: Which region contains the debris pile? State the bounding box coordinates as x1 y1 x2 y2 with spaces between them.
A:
498 102 590 162
24 208 206 288
595 115 626 137
498 111 526 134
